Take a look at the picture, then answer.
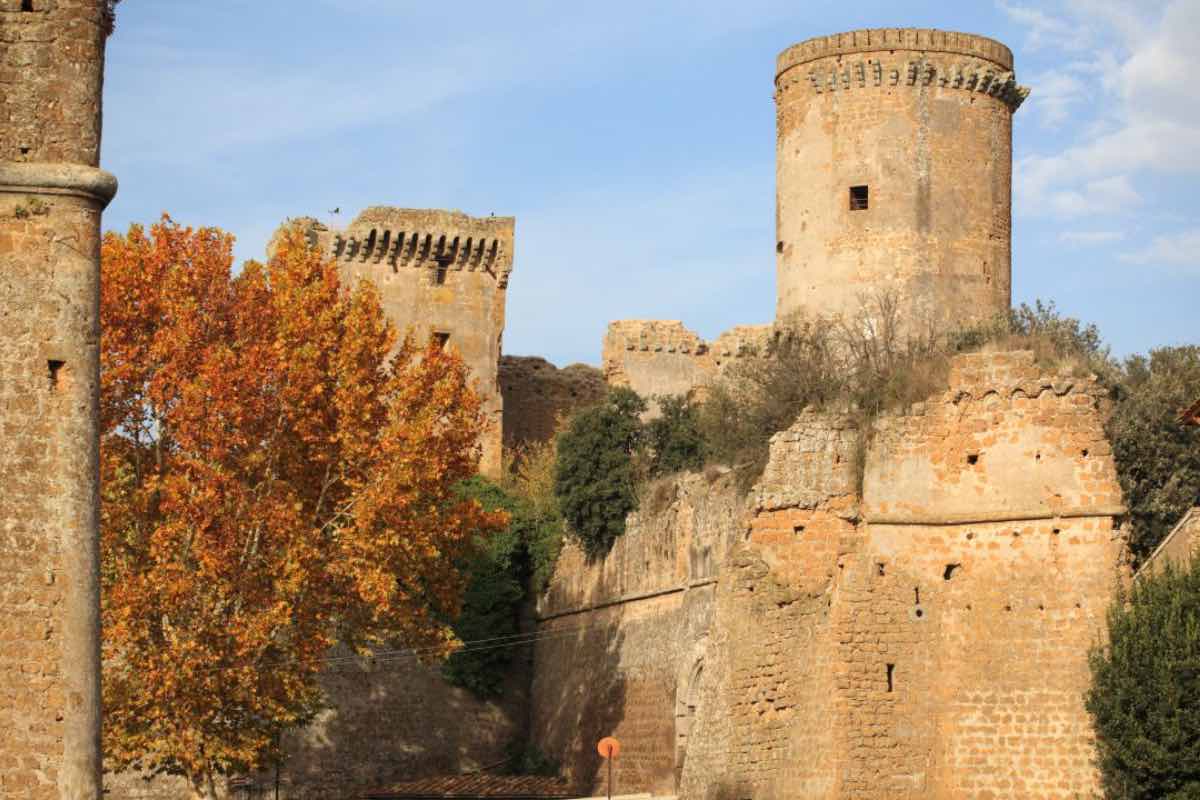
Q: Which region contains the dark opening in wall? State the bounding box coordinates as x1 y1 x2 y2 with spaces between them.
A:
22 0 34 11
967 453 979 465
47 359 64 390
1081 448 1089 458
877 562 886 576
943 563 960 581
886 663 895 692
849 185 869 210
435 265 448 285
776 240 784 253
431 331 450 350
793 524 805 536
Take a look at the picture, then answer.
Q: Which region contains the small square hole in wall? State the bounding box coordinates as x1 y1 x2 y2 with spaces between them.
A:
47 359 65 390
431 331 450 350
967 453 979 465
943 563 960 581
876 562 886 576
849 185 869 210
793 524 805 536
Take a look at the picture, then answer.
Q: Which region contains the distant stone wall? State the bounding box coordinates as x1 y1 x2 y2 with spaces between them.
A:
602 321 772 402
107 652 526 799
1138 507 1200 579
499 356 606 451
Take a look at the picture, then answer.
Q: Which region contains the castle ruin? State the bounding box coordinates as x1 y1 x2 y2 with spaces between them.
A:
0 1 117 798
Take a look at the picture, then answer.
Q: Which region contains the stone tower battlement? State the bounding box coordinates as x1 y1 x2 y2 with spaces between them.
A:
774 28 1028 329
328 207 514 289
295 207 514 477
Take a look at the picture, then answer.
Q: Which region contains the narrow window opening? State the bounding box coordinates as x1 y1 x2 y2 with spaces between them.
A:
876 562 886 577
431 332 450 350
435 265 448 285
849 185 869 210
1081 448 1089 458
943 563 960 581
914 587 921 605
21 0 34 11
886 663 895 692
776 240 784 253
967 453 979 465
47 359 64 390
19 146 31 156
792 524 805 536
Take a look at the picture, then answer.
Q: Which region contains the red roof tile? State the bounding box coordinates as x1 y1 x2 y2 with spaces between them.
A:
364 774 574 800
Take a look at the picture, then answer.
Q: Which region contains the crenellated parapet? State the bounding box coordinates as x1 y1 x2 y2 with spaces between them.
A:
326 207 514 288
779 58 1029 111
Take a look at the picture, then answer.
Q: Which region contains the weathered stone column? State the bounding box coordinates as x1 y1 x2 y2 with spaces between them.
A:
1 2 117 798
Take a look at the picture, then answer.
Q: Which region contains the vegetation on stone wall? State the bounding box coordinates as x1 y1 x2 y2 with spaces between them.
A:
444 476 569 697
554 388 646 557
1108 346 1200 562
1086 556 1200 799
99 218 505 798
644 394 707 476
697 298 1122 490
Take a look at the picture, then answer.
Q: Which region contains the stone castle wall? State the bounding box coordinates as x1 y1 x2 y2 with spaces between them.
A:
774 28 1027 329
530 351 1130 800
1 2 116 798
602 320 773 402
499 356 606 451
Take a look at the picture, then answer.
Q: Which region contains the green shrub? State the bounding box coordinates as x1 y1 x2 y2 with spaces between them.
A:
554 388 645 557
501 437 566 593
645 394 706 476
1086 557 1200 799
1108 346 1200 562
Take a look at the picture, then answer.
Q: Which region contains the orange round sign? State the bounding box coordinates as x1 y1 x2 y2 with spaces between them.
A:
597 736 620 759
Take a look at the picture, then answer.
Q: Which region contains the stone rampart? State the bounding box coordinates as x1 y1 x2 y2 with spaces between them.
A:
602 321 772 401
499 356 607 451
531 351 1130 800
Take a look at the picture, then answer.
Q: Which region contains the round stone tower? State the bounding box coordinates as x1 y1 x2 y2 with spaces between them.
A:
1 1 117 798
774 29 1028 328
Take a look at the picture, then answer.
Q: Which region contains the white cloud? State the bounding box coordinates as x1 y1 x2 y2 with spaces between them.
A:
1009 0 1200 218
1058 230 1125 246
999 2 1093 51
1120 229 1200 271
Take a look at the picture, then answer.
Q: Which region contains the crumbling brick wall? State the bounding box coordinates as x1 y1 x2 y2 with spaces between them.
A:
499 356 606 451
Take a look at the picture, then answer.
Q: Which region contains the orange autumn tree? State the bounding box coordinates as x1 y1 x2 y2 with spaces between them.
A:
99 217 505 798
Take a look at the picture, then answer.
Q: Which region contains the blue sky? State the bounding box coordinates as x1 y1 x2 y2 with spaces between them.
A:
101 1 1198 366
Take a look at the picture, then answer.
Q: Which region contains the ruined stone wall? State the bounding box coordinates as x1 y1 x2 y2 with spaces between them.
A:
602 320 772 402
107 652 526 800
499 356 606 451
305 207 514 477
531 472 745 796
775 29 1027 329
679 351 1128 800
1 2 116 798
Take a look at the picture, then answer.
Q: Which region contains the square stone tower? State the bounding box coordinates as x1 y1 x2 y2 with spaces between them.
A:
1 1 118 797
306 207 514 477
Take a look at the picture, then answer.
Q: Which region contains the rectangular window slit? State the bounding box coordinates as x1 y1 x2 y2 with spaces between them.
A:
47 359 65 390
21 0 34 11
886 663 895 692
849 185 869 210
435 264 449 285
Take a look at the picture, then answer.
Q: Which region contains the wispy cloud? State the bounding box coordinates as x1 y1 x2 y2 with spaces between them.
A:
1120 228 1200 272
1059 230 1125 246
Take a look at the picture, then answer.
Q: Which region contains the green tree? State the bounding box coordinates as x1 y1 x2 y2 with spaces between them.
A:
1086 557 1200 799
645 395 706 476
554 388 646 556
1108 346 1200 562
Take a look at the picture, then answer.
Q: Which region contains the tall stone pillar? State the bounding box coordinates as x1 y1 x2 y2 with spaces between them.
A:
1 1 117 798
